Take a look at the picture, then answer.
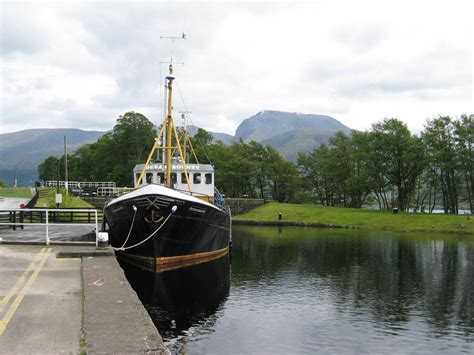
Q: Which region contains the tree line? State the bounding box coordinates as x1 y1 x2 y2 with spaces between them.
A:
298 115 473 213
38 112 156 187
38 112 472 213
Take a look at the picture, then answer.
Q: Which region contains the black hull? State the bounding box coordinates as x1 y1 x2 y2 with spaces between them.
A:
103 186 230 271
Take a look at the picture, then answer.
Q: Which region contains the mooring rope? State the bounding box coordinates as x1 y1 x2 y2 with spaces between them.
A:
112 205 177 251
112 205 138 251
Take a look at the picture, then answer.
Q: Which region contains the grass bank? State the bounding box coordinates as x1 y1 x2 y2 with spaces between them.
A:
0 187 34 199
35 188 94 208
233 202 473 235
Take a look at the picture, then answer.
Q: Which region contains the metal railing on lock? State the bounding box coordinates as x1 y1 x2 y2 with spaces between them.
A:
0 208 99 246
97 186 134 197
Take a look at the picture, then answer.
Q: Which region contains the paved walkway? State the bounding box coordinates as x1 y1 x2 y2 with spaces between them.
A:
0 245 169 354
0 225 96 244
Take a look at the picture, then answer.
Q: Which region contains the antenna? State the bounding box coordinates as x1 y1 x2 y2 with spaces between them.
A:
158 33 186 126
160 33 186 63
179 111 192 129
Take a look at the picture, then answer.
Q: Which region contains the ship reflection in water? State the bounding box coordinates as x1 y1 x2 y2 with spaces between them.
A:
120 254 230 350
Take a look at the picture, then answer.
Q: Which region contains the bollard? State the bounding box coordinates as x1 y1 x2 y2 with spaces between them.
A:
97 232 109 249
278 213 282 220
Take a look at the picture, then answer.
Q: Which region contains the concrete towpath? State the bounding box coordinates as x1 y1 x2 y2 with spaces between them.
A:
0 245 169 354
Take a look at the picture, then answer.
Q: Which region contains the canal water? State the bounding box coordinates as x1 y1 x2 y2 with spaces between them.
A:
122 226 474 354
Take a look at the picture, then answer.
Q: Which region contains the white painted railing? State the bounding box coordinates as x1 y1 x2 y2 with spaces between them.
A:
45 181 116 189
0 208 99 246
97 187 133 196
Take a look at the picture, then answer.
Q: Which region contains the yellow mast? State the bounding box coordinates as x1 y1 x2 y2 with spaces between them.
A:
135 62 193 193
135 32 195 192
182 114 187 161
165 64 174 188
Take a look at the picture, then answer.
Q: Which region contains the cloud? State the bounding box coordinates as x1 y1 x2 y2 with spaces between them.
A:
1 1 472 137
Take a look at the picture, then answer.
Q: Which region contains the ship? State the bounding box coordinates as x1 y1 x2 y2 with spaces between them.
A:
103 61 231 272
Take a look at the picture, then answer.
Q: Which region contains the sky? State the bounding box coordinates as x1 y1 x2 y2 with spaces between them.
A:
1 0 472 136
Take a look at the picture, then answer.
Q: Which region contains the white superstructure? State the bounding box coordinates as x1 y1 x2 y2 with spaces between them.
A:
133 158 215 199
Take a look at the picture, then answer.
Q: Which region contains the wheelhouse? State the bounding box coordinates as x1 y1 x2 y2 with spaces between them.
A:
133 158 215 201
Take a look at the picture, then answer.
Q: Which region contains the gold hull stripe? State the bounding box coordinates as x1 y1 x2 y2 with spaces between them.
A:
117 246 229 273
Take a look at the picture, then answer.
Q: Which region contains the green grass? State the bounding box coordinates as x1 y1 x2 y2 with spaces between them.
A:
35 188 94 209
233 201 474 235
0 187 34 198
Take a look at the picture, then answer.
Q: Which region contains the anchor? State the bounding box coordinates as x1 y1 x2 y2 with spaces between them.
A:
145 208 164 224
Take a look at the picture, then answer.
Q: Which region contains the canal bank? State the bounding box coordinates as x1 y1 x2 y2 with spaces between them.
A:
233 202 474 235
0 245 169 354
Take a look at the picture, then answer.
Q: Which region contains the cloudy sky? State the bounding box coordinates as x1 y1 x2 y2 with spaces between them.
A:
1 0 472 136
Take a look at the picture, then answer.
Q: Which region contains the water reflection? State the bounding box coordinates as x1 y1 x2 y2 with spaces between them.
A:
120 255 230 351
231 227 474 353
122 227 473 354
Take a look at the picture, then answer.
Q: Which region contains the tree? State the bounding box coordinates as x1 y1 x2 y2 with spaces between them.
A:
37 112 157 187
269 158 301 202
343 131 372 208
0 180 5 188
38 156 61 182
422 116 459 213
189 128 214 163
297 131 371 207
453 114 473 213
298 144 339 206
369 118 426 211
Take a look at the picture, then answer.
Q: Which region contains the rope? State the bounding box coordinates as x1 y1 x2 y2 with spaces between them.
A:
113 205 137 251
113 205 177 251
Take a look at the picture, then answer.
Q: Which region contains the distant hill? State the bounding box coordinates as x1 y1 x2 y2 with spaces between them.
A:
261 127 349 161
235 110 350 142
0 129 104 186
0 111 352 185
186 125 234 144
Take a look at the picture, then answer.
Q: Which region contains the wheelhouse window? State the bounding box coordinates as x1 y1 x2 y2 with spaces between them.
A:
181 173 188 184
146 173 153 184
135 173 141 184
171 173 177 185
205 173 212 184
193 173 201 184
157 173 165 184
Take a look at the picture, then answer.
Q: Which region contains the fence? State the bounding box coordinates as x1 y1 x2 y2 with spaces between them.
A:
96 187 133 197
0 208 99 246
44 181 116 189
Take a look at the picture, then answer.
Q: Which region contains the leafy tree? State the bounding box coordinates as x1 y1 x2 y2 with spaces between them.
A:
343 131 372 208
189 128 214 163
422 116 459 213
0 180 5 188
297 131 371 207
38 156 61 182
369 118 425 211
298 144 338 206
37 112 156 187
189 131 301 200
453 114 473 213
270 158 301 202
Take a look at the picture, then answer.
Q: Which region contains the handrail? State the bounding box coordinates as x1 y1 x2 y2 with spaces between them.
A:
0 208 99 246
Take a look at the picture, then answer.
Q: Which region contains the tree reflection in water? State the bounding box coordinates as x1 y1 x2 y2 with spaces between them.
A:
120 227 474 354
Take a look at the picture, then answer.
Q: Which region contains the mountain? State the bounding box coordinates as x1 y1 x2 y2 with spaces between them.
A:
261 127 345 161
0 111 351 186
0 129 104 186
235 110 350 142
